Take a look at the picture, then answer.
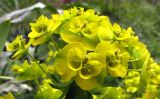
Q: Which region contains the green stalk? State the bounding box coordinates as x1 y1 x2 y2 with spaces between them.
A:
33 72 45 99
27 52 56 84
46 33 59 52
49 36 60 52
128 69 141 71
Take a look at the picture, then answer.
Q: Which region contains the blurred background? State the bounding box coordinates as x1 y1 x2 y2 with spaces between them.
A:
0 0 160 98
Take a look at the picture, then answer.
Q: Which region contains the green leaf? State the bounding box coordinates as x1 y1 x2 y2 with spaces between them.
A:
49 75 73 89
65 82 92 99
13 60 46 80
139 53 150 92
35 43 49 60
0 21 11 52
45 4 58 13
34 79 63 99
103 75 118 87
93 87 123 99
0 76 13 80
3 92 14 99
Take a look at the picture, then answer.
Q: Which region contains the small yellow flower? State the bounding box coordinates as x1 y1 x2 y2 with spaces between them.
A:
54 43 86 82
12 65 24 73
124 71 140 93
113 23 131 40
62 7 84 20
95 41 130 77
28 15 61 45
98 16 114 41
67 47 83 71
132 42 150 69
54 43 105 90
75 52 106 90
7 35 25 51
60 8 105 50
7 35 30 59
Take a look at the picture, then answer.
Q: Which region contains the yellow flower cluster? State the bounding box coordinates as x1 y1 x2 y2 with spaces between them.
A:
54 42 106 90
7 7 160 98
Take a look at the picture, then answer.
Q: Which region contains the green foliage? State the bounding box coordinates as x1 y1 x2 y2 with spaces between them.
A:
0 92 14 99
0 21 11 52
12 60 46 80
34 79 62 99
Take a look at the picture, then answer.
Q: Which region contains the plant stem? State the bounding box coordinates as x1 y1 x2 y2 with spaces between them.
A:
27 52 56 84
128 69 141 71
47 35 59 52
33 72 45 99
45 33 59 52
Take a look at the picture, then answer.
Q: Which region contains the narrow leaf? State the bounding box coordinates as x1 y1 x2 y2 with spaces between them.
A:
0 21 11 52
3 92 14 99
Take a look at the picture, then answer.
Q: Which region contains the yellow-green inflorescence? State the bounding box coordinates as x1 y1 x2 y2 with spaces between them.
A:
7 35 32 59
7 7 160 98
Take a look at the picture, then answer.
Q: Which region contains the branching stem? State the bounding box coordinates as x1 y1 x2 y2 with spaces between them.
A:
27 52 56 84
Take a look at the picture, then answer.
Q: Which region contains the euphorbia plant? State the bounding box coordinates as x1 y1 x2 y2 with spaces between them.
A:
7 7 160 99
